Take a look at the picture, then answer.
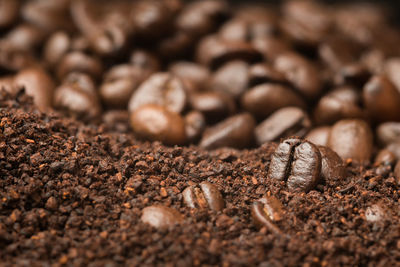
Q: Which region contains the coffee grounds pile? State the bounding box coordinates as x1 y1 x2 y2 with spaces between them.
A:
1 91 400 266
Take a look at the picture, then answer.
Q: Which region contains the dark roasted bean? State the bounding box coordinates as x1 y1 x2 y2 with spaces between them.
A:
305 126 331 147
44 31 71 67
189 91 235 121
141 205 183 229
170 61 210 92
130 49 160 75
182 181 224 211
248 63 286 86
57 52 103 80
318 145 345 182
184 111 206 143
376 122 400 146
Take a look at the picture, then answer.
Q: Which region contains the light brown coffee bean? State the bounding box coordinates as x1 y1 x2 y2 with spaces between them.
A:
251 195 286 237
57 51 103 80
305 126 331 146
182 181 224 211
248 63 286 86
376 122 400 146
184 111 206 143
44 31 71 67
130 104 186 146
374 149 396 167
169 61 210 92
141 205 183 229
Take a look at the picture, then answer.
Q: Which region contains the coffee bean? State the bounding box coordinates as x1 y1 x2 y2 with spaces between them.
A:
209 60 250 99
274 52 322 100
252 36 291 61
0 0 20 28
169 61 210 92
128 72 187 114
130 104 186 146
196 35 262 69
141 205 183 229
184 111 206 143
189 91 235 121
384 58 400 90
305 126 331 146
157 31 194 61
0 41 37 71
328 119 373 163
313 86 364 125
365 204 387 223
374 149 396 167
89 21 129 56
182 181 224 211
318 145 345 182
255 107 310 145
241 84 305 119
376 122 400 146
130 49 160 75
199 113 255 149
57 52 103 80
334 63 370 88
385 142 400 161
102 110 130 133
248 63 286 86
4 23 45 51
268 138 321 192
394 161 400 182
251 195 285 236
44 31 72 67
14 67 55 111
0 76 18 94
363 75 400 123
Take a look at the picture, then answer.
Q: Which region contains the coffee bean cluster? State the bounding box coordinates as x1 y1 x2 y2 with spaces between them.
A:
2 2 400 175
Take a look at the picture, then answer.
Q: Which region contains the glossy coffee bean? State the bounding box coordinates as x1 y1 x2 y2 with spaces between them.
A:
128 72 187 114
328 119 373 163
199 113 255 150
241 84 305 119
209 60 250 98
376 122 400 146
57 52 103 80
318 145 345 182
130 104 186 146
255 107 310 145
248 63 286 86
141 205 183 229
182 181 224 211
274 52 322 100
44 31 71 67
196 35 262 69
268 138 321 192
305 126 331 146
313 86 364 125
0 0 20 28
374 149 396 167
14 67 55 111
184 111 206 143
252 36 291 61
363 75 400 123
130 50 160 75
4 23 45 50
169 61 210 92
251 195 285 236
189 91 235 121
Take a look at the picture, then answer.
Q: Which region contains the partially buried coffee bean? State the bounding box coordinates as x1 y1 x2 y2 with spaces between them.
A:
182 181 224 211
141 205 183 229
251 195 286 237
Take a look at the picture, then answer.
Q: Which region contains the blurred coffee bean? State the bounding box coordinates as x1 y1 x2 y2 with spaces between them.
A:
376 122 400 146
385 142 400 161
184 111 206 143
0 41 36 71
0 76 17 94
248 63 286 86
141 205 183 229
365 204 387 223
251 196 285 236
319 36 361 71
374 149 396 167
363 75 400 123
176 0 229 38
268 138 321 192
328 119 373 163
57 52 103 80
4 23 46 51
157 31 194 61
130 50 160 76
128 72 187 114
200 113 255 149
209 60 249 99
170 61 210 92
182 181 224 211
361 49 385 74
54 73 101 120
14 67 55 111
196 35 262 69
241 83 305 119
0 0 20 28
394 161 400 182
305 126 331 147
89 21 128 56
318 146 345 182
384 58 400 90
190 91 235 121
255 107 310 145
130 104 186 146
252 36 291 61
102 110 130 133
44 31 71 67
100 65 146 109
274 52 322 100
313 86 364 125
334 63 370 88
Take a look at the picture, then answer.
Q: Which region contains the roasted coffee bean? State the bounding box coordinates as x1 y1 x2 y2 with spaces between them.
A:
57 52 103 80
102 110 130 133
252 36 291 61
189 91 235 121
0 76 17 94
200 113 255 149
169 61 210 92
268 138 321 192
4 23 45 51
334 63 370 88
128 73 187 114
184 111 206 143
394 161 400 182
54 73 101 120
0 0 20 28
182 181 224 211
255 107 310 145
328 119 373 163
196 35 262 69
305 126 331 146
14 67 55 111
0 41 37 71
376 122 400 146
44 31 71 67
130 104 186 146
130 49 160 75
141 205 183 229
384 58 400 90
274 52 322 100
363 75 400 123
374 149 396 167
100 65 146 109
318 146 345 182
209 60 250 99
385 142 400 161
157 31 194 61
251 195 285 237
248 63 286 86
365 204 387 223
313 86 364 125
241 84 305 119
